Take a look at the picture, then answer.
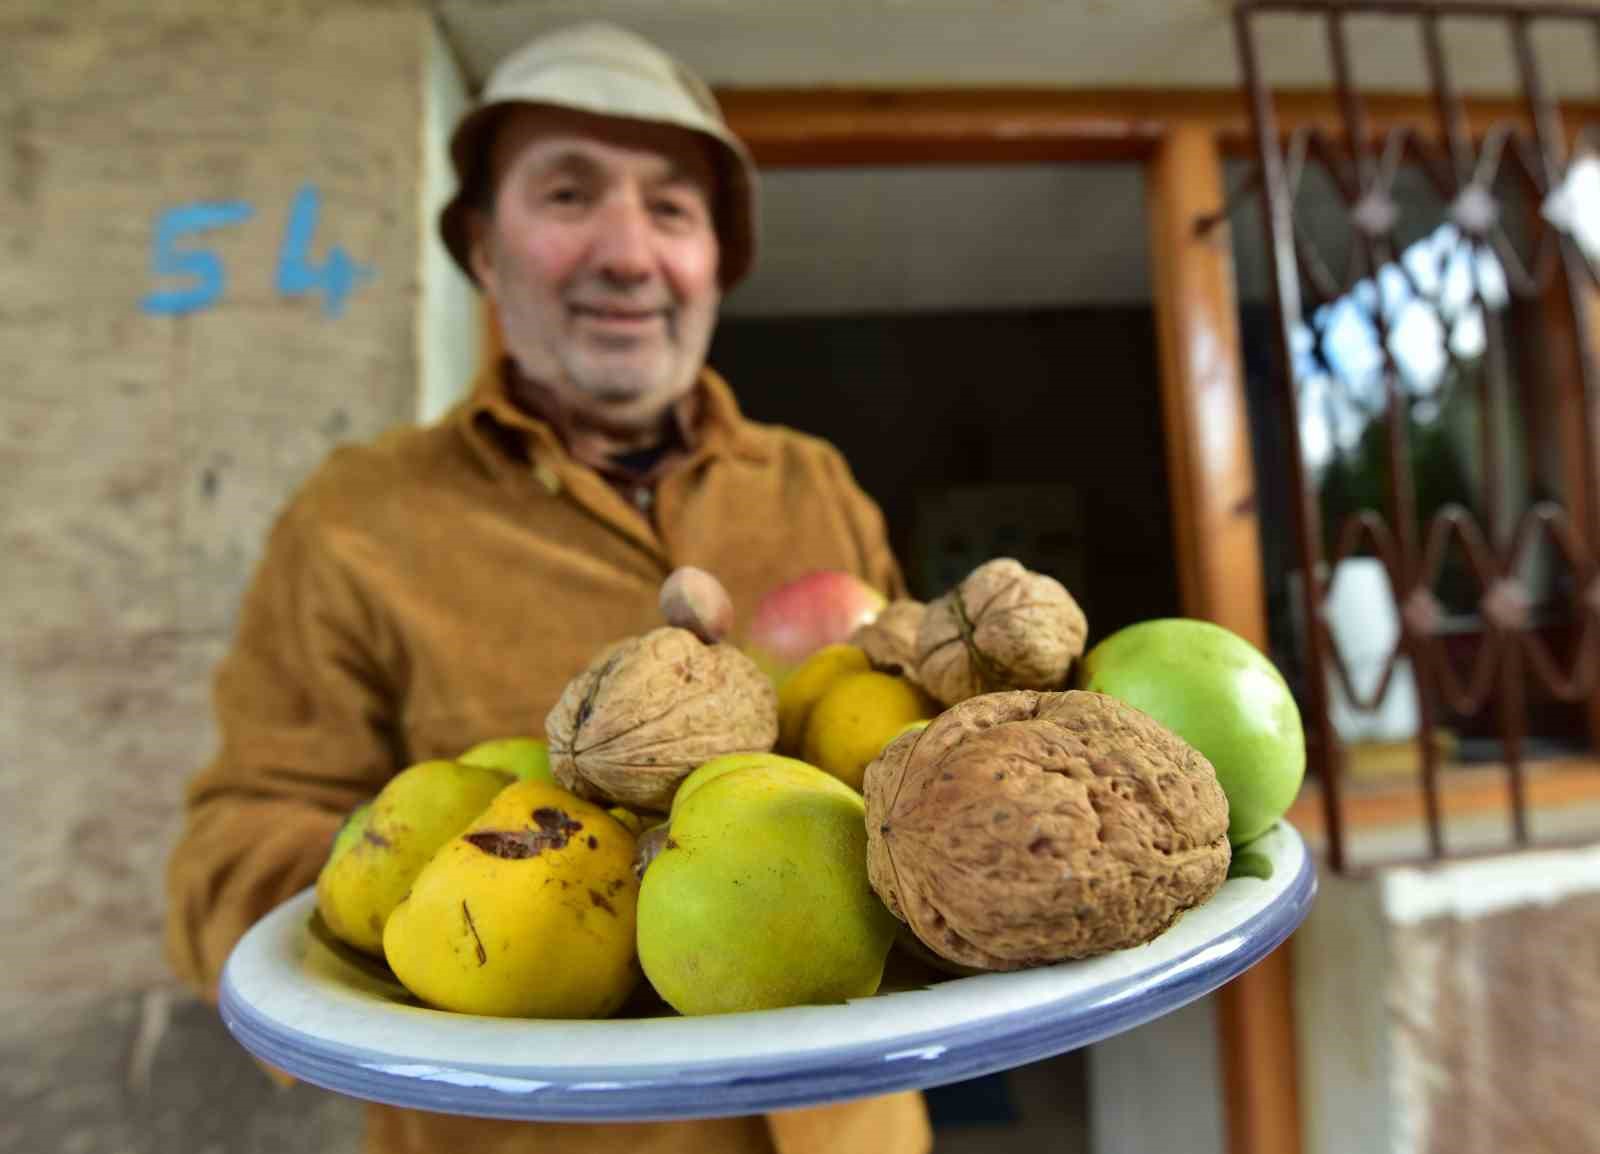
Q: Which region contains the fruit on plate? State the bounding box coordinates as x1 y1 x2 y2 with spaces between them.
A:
776 644 937 790
546 568 777 813
656 565 734 644
744 570 887 684
864 690 1230 971
891 718 931 742
636 755 898 1015
383 779 640 1018
849 598 926 678
315 760 514 956
665 750 787 816
1077 618 1305 846
799 670 938 791
914 558 1088 706
775 643 872 752
319 799 374 904
460 736 648 832
458 736 553 785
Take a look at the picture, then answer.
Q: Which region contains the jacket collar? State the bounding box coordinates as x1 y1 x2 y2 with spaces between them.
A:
456 358 770 485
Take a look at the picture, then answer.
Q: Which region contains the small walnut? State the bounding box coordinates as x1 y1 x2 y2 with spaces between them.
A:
849 599 926 677
914 558 1087 706
864 690 1230 971
546 627 778 813
659 566 734 644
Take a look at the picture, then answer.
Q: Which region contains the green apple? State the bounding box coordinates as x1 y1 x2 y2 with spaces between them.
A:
669 751 820 817
637 758 895 1015
458 736 554 785
1078 618 1305 846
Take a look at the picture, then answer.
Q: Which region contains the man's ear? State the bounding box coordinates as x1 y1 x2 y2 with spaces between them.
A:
466 209 498 297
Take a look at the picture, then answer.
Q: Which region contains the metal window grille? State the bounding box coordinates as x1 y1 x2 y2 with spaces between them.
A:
1232 0 1600 873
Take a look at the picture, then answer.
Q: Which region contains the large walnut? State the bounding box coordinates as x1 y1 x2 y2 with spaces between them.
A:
914 559 1088 706
849 599 926 678
864 690 1230 971
546 626 778 813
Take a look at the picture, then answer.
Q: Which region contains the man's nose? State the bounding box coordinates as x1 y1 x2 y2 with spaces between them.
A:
591 191 654 284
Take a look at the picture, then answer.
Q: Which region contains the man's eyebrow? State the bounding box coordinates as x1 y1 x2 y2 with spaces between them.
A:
531 150 605 179
526 147 708 190
540 149 704 183
655 159 705 186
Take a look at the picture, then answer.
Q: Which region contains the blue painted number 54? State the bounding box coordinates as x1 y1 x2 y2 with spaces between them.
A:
141 185 374 318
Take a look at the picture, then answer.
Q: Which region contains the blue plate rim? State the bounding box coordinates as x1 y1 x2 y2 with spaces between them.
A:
220 824 1316 1121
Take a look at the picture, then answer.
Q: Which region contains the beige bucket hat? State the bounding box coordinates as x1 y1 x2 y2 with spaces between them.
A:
439 22 759 289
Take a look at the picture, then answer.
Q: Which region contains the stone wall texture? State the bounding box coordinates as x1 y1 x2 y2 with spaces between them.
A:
1389 892 1600 1154
1 2 426 1149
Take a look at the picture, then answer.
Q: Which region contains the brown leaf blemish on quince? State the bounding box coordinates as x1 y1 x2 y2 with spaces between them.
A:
466 808 583 859
461 900 487 966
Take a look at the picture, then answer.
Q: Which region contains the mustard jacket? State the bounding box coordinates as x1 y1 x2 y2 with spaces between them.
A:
164 364 929 1154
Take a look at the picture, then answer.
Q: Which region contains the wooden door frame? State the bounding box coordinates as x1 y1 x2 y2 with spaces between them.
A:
717 85 1600 1154
719 86 1591 164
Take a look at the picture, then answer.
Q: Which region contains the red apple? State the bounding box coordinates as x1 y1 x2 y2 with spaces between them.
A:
744 570 887 683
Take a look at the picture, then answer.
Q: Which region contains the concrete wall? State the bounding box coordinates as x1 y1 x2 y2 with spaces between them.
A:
1297 844 1600 1154
1 2 432 1149
435 0 1600 97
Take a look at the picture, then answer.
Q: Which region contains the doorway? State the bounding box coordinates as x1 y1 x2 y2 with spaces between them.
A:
710 157 1175 1154
712 163 1179 639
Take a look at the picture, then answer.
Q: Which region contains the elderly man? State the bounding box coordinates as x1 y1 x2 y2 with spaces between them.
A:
164 20 930 1154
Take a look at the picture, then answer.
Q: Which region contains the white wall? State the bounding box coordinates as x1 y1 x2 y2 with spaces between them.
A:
417 13 480 424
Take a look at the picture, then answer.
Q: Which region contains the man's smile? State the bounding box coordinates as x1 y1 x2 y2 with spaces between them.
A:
569 302 669 333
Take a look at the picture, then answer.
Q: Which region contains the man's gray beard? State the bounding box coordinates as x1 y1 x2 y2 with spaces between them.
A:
565 367 683 435
573 372 655 405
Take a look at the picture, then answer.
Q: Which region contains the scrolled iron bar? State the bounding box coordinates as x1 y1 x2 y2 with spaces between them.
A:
1234 0 1600 870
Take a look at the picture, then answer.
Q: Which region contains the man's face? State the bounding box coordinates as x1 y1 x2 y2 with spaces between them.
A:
469 107 722 433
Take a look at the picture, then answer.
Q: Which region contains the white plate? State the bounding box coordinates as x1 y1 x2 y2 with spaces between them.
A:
220 822 1314 1121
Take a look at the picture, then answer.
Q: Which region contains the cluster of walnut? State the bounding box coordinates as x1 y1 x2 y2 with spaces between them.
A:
850 558 1087 702
546 560 1232 976
855 558 1230 972
864 690 1231 971
545 568 777 813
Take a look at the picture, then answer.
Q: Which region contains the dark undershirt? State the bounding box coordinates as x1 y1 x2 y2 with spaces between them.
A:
608 441 674 479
